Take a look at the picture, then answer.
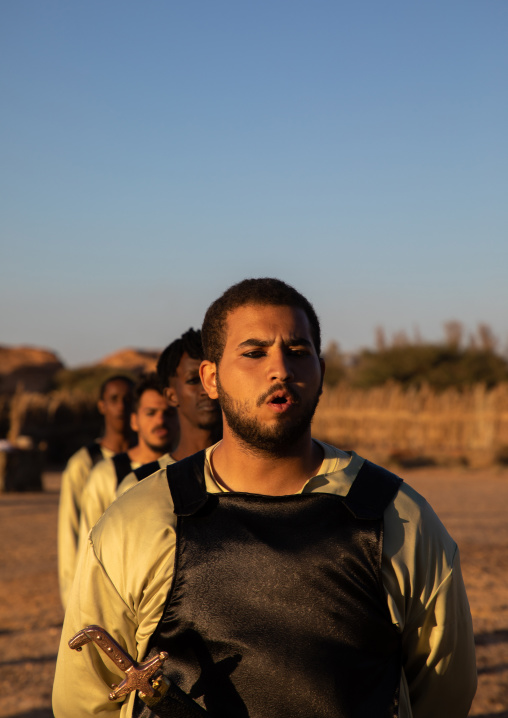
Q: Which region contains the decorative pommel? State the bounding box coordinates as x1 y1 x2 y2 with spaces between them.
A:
69 625 168 701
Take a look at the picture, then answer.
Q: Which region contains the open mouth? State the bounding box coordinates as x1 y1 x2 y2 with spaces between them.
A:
257 383 300 410
270 395 290 405
266 390 296 412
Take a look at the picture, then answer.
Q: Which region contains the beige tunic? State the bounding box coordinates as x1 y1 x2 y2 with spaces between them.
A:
53 441 477 718
57 443 114 608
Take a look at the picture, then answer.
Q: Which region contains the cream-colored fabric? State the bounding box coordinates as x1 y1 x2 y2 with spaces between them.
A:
77 456 141 554
53 441 477 718
116 453 176 498
57 443 113 608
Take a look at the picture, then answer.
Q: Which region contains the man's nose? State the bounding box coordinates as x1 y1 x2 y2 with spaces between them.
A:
267 350 294 382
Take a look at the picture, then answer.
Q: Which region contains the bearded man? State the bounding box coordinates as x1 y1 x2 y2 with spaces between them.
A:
53 278 476 718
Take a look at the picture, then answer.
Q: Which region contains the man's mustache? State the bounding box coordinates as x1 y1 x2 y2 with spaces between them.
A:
256 383 300 407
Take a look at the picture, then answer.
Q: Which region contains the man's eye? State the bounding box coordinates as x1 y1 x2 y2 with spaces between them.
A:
186 377 201 384
243 351 265 358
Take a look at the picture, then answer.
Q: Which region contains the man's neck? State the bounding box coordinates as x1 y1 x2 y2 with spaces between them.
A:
211 428 323 496
171 421 221 462
100 431 131 455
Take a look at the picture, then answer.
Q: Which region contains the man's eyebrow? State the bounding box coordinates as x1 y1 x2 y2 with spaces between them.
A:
237 339 273 349
286 338 313 348
237 337 313 349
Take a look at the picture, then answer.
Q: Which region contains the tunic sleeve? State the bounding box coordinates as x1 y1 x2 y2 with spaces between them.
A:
401 547 477 718
382 483 477 717
57 448 92 608
53 536 136 717
53 470 177 718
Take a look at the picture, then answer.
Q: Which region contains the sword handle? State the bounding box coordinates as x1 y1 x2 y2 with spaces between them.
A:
69 624 168 701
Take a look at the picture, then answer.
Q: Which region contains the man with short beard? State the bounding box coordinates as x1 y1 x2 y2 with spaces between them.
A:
116 328 222 497
77 373 178 544
54 278 476 718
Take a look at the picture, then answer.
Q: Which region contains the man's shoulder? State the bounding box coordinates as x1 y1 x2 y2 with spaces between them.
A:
393 478 455 544
93 469 174 532
319 447 448 534
64 445 94 472
86 457 113 481
325 453 459 576
116 467 172 509
82 458 119 503
90 468 176 566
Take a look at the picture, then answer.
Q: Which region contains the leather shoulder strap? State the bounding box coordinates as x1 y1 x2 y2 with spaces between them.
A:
134 460 161 482
166 450 207 516
85 441 103 467
343 460 403 520
112 452 133 486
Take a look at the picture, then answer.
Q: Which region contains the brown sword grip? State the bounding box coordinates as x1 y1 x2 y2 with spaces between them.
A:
69 624 168 701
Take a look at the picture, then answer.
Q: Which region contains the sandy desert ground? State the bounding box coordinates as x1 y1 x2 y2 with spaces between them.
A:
0 466 507 717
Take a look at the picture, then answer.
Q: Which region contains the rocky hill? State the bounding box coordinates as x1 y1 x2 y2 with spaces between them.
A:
94 348 160 374
0 346 64 393
0 345 162 396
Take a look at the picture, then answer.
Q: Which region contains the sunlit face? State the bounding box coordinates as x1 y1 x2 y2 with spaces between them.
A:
201 304 324 454
166 352 221 430
130 389 178 453
98 379 133 434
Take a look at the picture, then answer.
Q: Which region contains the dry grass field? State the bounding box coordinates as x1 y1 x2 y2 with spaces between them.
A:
0 466 507 718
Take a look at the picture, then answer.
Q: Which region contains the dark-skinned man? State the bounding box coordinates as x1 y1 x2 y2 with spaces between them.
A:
77 373 178 546
54 278 476 718
57 374 134 608
116 328 222 497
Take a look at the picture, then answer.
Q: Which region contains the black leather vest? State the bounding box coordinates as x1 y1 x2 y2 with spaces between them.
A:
134 452 403 718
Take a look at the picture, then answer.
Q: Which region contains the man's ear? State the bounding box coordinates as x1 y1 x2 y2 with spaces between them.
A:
200 360 218 400
97 399 105 416
130 412 139 433
164 385 178 408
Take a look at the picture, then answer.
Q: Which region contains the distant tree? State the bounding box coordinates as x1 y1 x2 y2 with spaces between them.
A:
476 323 498 352
323 341 346 387
444 321 463 349
350 322 508 390
375 327 386 352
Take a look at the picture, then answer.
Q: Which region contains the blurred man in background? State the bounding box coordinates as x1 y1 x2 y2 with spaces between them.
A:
117 328 222 496
77 373 177 544
57 374 134 608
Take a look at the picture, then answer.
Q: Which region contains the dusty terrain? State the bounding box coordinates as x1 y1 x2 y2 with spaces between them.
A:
0 467 507 717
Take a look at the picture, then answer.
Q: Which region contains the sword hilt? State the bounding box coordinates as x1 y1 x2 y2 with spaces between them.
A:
69 625 168 701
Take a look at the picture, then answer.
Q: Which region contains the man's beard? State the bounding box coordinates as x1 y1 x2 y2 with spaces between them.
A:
145 434 173 454
216 375 321 456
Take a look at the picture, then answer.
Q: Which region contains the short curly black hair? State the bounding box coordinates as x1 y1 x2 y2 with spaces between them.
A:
132 373 164 412
201 277 321 365
157 328 204 389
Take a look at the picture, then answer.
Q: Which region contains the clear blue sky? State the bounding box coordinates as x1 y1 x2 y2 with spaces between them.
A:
1 1 507 366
